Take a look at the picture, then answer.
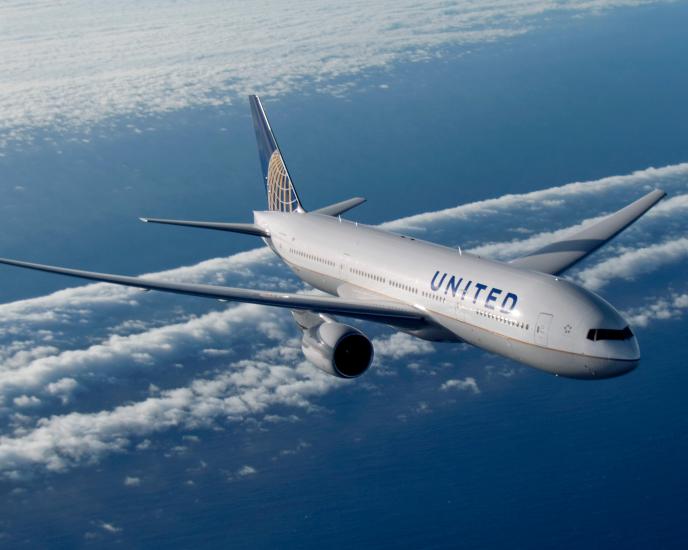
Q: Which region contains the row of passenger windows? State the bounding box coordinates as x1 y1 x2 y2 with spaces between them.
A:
476 309 529 331
389 279 418 295
421 290 446 303
290 248 336 267
350 267 420 295
290 252 527 329
350 267 386 284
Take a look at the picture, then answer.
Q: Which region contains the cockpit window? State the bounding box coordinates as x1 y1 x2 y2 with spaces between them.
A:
586 326 633 341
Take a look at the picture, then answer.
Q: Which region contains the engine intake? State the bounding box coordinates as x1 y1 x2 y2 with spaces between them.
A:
301 322 374 378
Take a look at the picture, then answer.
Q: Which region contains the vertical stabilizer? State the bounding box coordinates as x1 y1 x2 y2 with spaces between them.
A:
249 95 303 212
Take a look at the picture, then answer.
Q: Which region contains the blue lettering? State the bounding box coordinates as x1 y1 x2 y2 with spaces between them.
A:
429 268 521 313
500 292 518 314
461 280 473 301
485 287 502 309
430 271 446 291
445 275 463 296
473 283 488 304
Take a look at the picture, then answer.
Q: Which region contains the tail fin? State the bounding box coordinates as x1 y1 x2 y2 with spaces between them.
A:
249 95 303 213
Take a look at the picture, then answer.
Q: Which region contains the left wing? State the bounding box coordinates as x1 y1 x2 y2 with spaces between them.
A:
0 257 424 327
139 218 269 237
509 188 666 275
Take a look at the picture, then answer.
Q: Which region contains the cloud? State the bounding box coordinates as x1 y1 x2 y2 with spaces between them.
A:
575 237 688 290
123 476 141 487
0 0 669 149
383 163 688 232
46 378 78 404
98 521 122 534
440 377 480 394
225 464 258 482
237 465 257 477
275 440 311 460
12 395 41 408
647 193 688 217
0 357 337 478
373 332 434 360
624 293 688 328
0 304 284 406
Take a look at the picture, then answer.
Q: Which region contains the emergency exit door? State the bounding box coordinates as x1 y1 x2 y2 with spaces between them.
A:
535 313 553 346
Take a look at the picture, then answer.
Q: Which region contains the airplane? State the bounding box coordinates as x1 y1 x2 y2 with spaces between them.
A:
0 96 667 380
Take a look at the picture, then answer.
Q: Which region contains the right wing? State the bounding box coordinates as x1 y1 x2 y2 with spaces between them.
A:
0 257 424 328
509 189 666 275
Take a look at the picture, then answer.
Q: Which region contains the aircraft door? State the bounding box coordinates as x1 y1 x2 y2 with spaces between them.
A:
535 313 553 346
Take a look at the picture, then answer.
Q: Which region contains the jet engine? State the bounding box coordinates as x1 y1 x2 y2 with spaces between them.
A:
301 321 374 378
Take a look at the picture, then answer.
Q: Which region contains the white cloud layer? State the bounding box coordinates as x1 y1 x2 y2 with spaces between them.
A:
0 355 336 477
575 237 688 290
0 0 668 148
384 163 688 233
373 332 434 360
624 293 688 328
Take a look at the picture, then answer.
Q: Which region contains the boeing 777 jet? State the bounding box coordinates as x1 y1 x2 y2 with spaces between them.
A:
0 96 666 379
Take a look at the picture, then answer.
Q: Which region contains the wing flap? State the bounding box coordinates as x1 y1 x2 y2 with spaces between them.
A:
0 258 423 326
509 189 666 275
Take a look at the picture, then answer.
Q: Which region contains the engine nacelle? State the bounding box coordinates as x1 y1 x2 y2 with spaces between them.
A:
301 322 374 378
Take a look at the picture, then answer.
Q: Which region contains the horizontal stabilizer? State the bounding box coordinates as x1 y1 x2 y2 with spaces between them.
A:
510 188 666 275
313 197 366 217
140 218 269 237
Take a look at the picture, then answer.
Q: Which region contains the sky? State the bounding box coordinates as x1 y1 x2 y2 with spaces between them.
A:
1 1 688 548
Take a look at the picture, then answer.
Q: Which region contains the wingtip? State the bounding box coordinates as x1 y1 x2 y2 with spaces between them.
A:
139 217 149 223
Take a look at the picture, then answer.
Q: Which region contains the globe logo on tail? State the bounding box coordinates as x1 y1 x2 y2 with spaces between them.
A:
267 150 299 212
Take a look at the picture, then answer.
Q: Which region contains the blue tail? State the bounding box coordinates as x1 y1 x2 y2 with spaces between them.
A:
249 95 303 213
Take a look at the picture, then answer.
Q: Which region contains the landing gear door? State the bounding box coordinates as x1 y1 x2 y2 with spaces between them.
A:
535 313 553 346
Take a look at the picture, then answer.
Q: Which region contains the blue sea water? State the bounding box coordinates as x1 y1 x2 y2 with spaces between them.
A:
1 3 688 548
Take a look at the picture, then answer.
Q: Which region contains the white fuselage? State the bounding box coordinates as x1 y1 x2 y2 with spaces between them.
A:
255 211 639 379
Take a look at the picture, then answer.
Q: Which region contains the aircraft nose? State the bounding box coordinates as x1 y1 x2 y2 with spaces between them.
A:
592 357 639 378
585 336 640 378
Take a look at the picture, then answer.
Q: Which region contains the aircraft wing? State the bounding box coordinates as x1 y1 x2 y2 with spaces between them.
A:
0 257 424 327
509 188 666 276
139 218 269 237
